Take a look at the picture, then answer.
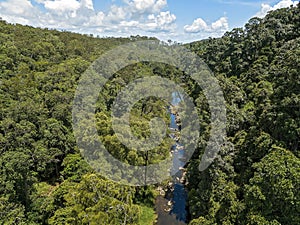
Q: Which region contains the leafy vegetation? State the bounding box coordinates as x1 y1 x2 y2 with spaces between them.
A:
186 4 300 225
0 3 299 225
0 20 160 224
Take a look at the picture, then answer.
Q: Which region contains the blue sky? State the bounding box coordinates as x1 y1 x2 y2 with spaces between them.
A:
0 0 299 42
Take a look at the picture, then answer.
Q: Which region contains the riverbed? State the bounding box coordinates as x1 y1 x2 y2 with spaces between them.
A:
155 93 188 225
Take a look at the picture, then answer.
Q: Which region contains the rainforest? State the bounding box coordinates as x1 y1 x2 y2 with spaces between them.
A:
0 3 299 225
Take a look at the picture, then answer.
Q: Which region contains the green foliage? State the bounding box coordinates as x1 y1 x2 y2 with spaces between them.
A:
186 3 300 225
48 174 140 225
245 146 300 224
138 205 156 225
0 20 155 224
0 197 27 224
0 3 299 225
60 154 92 182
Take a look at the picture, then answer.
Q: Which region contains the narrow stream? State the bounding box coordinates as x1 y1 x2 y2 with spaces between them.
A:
169 112 187 223
155 92 188 225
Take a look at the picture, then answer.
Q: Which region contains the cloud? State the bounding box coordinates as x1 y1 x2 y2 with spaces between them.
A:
0 0 174 32
36 0 94 11
81 0 94 10
0 0 225 42
255 0 299 18
0 0 34 16
184 18 208 33
0 0 42 24
217 0 261 7
127 0 167 14
184 16 229 33
43 0 81 13
211 16 228 30
106 5 128 22
105 10 176 33
146 11 176 31
87 11 105 26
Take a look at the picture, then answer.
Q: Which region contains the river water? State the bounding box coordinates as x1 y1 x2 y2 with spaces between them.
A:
169 115 187 223
155 92 188 225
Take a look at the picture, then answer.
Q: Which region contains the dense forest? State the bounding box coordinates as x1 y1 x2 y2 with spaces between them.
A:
186 4 300 225
0 3 299 225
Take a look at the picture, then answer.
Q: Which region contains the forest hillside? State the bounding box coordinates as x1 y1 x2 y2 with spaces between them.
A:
0 3 299 225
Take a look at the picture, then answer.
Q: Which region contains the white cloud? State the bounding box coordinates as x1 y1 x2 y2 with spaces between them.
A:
0 0 226 42
109 10 176 32
0 0 176 35
127 0 167 14
81 0 94 10
184 18 208 33
0 0 34 16
146 11 176 31
211 17 228 30
152 0 167 12
120 20 139 27
156 11 176 25
184 17 228 33
106 5 128 22
87 11 105 26
43 0 81 13
217 0 261 7
255 0 299 18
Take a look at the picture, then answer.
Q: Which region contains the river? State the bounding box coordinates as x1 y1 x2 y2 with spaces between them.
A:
155 92 188 225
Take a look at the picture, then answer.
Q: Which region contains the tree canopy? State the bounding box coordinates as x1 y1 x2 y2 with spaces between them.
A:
0 3 299 225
